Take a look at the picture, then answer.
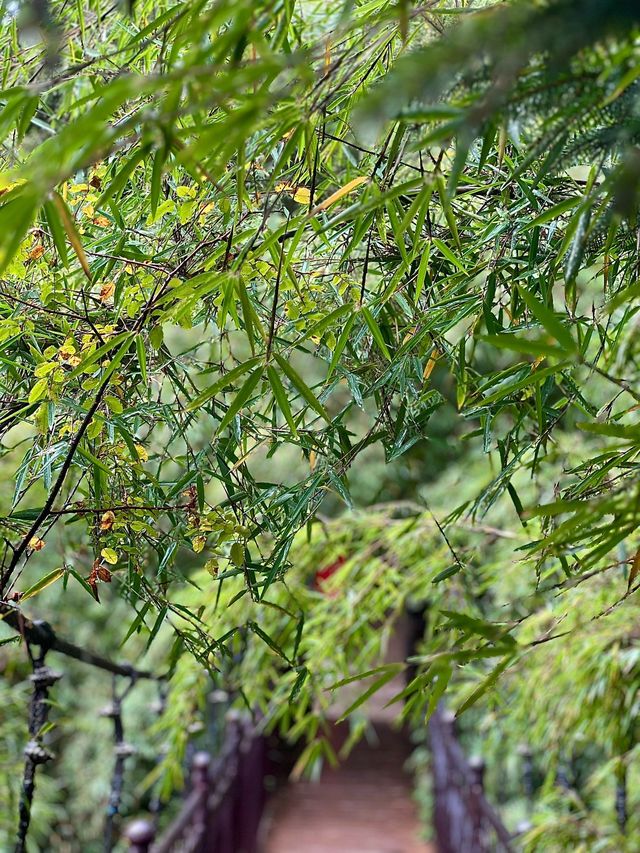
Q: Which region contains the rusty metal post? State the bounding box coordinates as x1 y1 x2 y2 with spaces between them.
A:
123 819 155 853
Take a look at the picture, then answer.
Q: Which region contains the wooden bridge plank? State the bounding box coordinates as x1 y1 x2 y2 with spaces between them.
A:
262 722 433 853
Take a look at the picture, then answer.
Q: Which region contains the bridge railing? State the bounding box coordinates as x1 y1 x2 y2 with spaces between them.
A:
429 707 518 853
124 712 267 853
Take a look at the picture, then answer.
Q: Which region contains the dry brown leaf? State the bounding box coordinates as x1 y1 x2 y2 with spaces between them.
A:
100 281 115 302
96 565 112 583
628 548 640 593
28 245 45 261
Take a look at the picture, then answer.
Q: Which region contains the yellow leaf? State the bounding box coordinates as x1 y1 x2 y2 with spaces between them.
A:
100 511 115 531
101 547 118 565
312 176 368 214
134 444 149 462
423 352 438 381
205 558 219 577
192 535 206 553
275 183 311 204
293 187 311 204
58 341 77 361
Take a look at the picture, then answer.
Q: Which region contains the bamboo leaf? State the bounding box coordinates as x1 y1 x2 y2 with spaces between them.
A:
456 654 515 717
216 366 263 433
52 192 92 281
310 178 368 213
187 357 263 411
274 353 330 421
335 664 404 722
361 306 391 361
517 285 577 353
20 568 66 602
525 196 581 229
267 365 299 437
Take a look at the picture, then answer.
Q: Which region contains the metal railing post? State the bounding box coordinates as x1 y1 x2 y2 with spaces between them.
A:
469 756 487 850
518 744 534 815
123 819 156 853
191 751 211 849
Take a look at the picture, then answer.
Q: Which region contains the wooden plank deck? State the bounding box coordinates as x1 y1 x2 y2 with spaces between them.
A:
262 722 432 853
262 618 433 852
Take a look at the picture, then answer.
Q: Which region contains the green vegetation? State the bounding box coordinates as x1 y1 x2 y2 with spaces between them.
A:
1 0 640 849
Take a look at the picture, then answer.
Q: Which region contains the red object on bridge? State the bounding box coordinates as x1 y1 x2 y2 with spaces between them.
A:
314 556 346 591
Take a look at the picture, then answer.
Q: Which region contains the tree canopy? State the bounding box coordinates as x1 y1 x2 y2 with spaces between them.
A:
2 0 640 848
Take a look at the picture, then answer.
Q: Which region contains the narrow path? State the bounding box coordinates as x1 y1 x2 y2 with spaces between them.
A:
263 722 432 853
262 618 433 853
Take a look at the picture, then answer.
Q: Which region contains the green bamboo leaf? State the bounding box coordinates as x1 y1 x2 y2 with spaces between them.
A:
43 200 69 266
267 365 298 437
273 353 330 421
300 304 352 343
0 185 40 275
335 664 404 722
456 654 516 717
576 422 640 440
136 334 147 385
517 285 577 353
481 334 566 358
20 568 66 602
97 145 148 206
77 444 111 474
288 667 309 704
327 313 356 378
432 237 466 273
187 356 263 411
525 196 581 229
327 663 403 691
436 174 460 249
414 243 431 303
150 145 167 217
216 366 263 433
361 306 391 361
249 621 290 661
480 363 565 406
67 331 135 380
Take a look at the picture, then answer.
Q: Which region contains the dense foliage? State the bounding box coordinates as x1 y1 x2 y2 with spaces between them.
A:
2 0 640 849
